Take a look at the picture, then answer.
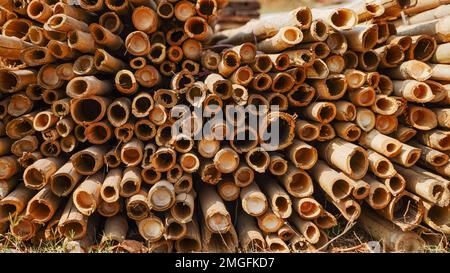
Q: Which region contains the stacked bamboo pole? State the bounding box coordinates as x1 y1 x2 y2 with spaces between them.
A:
0 0 449 253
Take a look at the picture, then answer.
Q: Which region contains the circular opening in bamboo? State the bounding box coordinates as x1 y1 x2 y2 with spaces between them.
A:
393 195 421 225
24 168 44 187
128 201 147 219
366 3 382 14
216 151 238 172
236 168 253 185
109 104 126 123
283 28 300 43
314 43 330 59
0 204 17 221
318 105 335 123
427 205 450 226
345 204 358 218
326 77 345 96
406 151 420 165
158 2 173 17
176 176 192 191
92 27 106 41
154 152 175 170
215 81 231 97
28 27 43 44
289 85 314 105
74 57 94 74
51 175 72 196
68 79 88 97
42 142 60 157
372 187 390 206
75 191 95 210
386 46 403 64
122 148 141 165
273 74 293 91
167 221 184 238
60 221 84 238
3 19 30 39
28 200 51 221
358 88 375 105
361 51 379 69
378 76 393 94
349 150 367 178
330 9 356 29
363 27 378 50
134 96 152 114
347 127 361 140
87 123 109 143
376 160 390 175
173 201 191 220
237 68 252 82
72 153 96 174
413 84 430 100
34 113 50 130
438 135 450 150
300 201 320 218
100 13 119 31
413 38 435 61
432 155 447 166
315 214 334 228
11 218 34 240
294 147 316 169
376 97 394 112
356 186 368 197
411 109 435 129
376 115 397 133
224 53 238 68
269 242 287 252
102 186 116 199
72 98 103 124
105 153 119 167
312 20 327 39
386 143 398 154
180 154 198 170
198 0 215 16
177 238 200 252
331 179 350 199
432 185 445 200
142 168 159 183
299 125 318 140
186 18 205 35
121 180 137 196
248 150 269 169
305 225 318 240
255 55 271 72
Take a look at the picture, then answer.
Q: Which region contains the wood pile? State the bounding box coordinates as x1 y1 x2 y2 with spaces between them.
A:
0 0 449 253
215 0 260 31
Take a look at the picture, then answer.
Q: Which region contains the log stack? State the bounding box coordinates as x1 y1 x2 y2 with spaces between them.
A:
0 0 449 253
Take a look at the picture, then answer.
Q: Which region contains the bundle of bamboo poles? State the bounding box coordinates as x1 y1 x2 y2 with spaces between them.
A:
0 0 449 253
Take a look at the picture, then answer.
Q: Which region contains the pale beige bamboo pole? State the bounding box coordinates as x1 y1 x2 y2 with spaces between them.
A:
257 175 292 219
257 208 284 233
70 145 107 175
257 26 303 54
130 57 146 69
396 16 450 43
334 100 356 122
119 166 141 198
378 74 394 96
289 211 321 244
70 96 110 125
359 209 425 252
278 163 314 198
138 213 165 242
45 14 89 32
379 191 424 231
146 180 175 211
198 184 231 233
342 24 378 52
58 197 88 240
367 149 396 179
411 141 449 167
312 8 357 30
67 30 95 54
359 129 402 157
333 121 361 142
107 97 130 128
290 235 315 252
407 35 436 62
392 80 433 103
343 51 358 68
380 172 406 196
354 107 375 132
164 213 187 241
268 153 288 176
20 46 55 67
237 210 266 252
405 105 437 131
174 218 201 252
265 234 290 253
99 168 122 203
184 16 212 42
212 146 239 174
93 49 125 73
0 183 34 223
417 129 450 152
66 76 111 99
295 120 320 142
278 224 296 241
375 114 398 135
292 197 323 220
313 210 337 230
370 95 399 116
362 175 392 210
52 2 95 22
240 182 268 217
120 138 144 167
395 165 448 206
391 143 422 167
72 172 104 216
310 160 352 201
6 92 32 118
318 138 369 180
385 60 431 81
325 54 346 74
232 163 254 187
0 69 37 93
126 189 149 221
301 102 336 124
201 50 220 71
344 69 366 89
284 139 317 170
